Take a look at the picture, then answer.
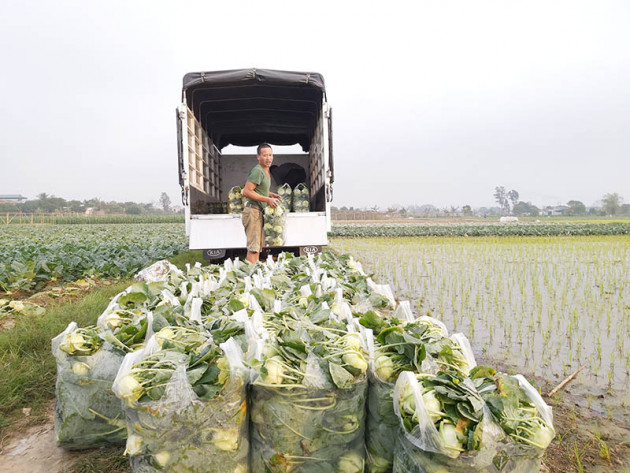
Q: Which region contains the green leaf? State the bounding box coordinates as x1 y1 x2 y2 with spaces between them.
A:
186 365 207 385
260 288 277 312
309 307 331 324
329 362 354 389
376 326 403 345
457 402 482 422
151 313 171 332
102 330 130 352
193 383 222 400
197 363 221 384
228 297 245 312
280 332 306 354
118 291 148 308
358 310 388 333
403 417 413 433
270 274 291 290
469 366 497 380
368 292 390 308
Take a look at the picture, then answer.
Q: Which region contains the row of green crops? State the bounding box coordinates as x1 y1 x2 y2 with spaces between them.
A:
51 215 184 224
330 222 630 237
2 214 184 225
0 224 188 293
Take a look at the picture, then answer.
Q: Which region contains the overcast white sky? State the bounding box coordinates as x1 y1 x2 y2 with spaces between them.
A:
1 0 629 209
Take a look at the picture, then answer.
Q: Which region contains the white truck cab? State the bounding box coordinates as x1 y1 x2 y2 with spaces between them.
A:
177 68 334 260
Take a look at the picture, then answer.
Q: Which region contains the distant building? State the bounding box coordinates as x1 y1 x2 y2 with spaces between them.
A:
0 194 27 204
85 207 105 216
544 205 568 216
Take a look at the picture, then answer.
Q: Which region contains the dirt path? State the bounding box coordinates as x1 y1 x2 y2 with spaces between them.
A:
1 392 628 473
0 414 83 473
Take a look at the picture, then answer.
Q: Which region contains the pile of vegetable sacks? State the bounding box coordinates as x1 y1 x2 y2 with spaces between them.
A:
53 323 128 449
52 261 176 448
52 253 554 472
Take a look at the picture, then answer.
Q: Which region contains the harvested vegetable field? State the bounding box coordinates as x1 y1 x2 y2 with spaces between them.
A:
0 224 188 293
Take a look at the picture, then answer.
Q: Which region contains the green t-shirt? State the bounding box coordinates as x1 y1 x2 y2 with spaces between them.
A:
246 164 270 209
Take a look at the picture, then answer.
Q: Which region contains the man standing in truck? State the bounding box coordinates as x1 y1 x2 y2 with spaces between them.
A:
242 143 280 263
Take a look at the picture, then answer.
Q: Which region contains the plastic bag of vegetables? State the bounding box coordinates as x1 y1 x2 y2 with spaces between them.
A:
277 183 293 210
134 259 183 283
112 329 248 473
228 185 245 214
249 324 369 473
470 366 555 468
292 182 310 212
52 323 127 449
264 203 287 247
361 313 458 472
392 371 518 473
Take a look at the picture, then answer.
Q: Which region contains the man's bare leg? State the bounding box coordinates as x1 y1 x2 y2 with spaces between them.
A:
246 251 259 264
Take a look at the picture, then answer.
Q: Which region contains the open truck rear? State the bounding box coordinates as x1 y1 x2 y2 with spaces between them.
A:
176 68 334 260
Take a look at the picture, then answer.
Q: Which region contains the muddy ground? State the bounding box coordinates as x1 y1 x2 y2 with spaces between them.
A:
1 386 628 473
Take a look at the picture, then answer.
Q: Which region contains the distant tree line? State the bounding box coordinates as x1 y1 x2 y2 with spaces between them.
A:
0 192 181 215
331 190 629 218
493 187 629 217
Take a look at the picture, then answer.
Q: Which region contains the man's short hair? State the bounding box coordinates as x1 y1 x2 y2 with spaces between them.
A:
257 143 272 155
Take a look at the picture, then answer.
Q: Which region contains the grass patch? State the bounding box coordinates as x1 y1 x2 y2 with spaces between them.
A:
168 250 208 270
0 280 132 432
62 445 130 473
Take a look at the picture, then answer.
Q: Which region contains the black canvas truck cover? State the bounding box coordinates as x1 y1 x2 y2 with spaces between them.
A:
182 68 326 151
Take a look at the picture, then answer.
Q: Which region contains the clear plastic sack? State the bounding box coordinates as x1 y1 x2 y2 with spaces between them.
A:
364 317 447 473
514 375 554 435
292 182 310 212
228 185 246 214
364 278 397 310
450 333 477 374
248 318 368 473
277 183 293 210
392 372 539 473
264 203 287 247
416 315 448 337
250 382 367 473
418 332 476 377
135 260 183 283
392 301 415 324
471 368 555 460
113 336 249 473
52 322 126 449
366 364 398 471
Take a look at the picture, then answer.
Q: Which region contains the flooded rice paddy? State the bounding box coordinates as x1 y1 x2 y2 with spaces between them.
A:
331 235 630 407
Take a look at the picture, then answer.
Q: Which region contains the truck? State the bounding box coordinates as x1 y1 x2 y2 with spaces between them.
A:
176 68 334 261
